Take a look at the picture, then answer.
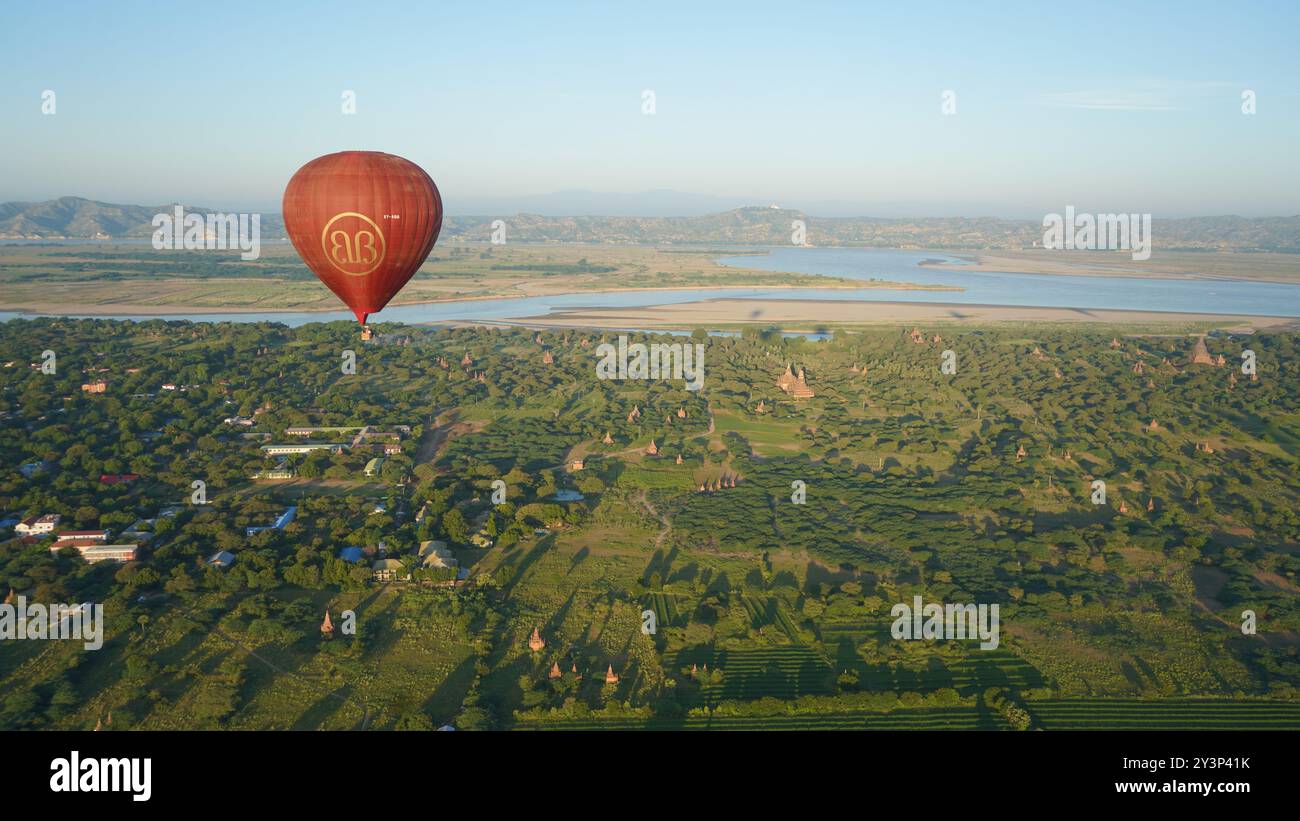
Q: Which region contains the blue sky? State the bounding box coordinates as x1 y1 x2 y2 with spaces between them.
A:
1 0 1297 216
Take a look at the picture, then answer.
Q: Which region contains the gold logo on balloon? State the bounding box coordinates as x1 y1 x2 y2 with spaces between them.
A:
321 212 386 276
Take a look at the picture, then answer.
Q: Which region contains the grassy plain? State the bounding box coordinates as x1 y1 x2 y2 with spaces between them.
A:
0 243 899 314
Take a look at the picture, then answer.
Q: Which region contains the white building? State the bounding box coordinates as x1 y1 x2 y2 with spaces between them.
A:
16 514 61 536
55 530 109 543
50 542 138 563
260 443 349 456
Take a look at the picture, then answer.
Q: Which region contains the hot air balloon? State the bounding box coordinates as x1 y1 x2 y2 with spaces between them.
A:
283 151 442 336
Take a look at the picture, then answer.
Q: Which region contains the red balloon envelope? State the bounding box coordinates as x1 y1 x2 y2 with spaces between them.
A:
283 151 442 326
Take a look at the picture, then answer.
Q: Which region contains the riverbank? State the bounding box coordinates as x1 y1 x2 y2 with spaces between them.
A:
4 246 1298 326
0 280 960 318
0 242 957 316
497 297 1298 332
918 249 1300 284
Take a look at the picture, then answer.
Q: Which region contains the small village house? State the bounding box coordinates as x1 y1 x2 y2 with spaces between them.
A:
16 514 61 536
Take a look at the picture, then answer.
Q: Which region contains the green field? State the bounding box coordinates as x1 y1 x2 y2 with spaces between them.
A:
516 706 1007 730
1028 699 1300 730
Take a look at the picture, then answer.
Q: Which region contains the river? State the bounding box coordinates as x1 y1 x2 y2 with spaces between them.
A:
2 248 1297 325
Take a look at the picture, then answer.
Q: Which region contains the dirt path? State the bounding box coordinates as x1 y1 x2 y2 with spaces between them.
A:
413 410 445 464
635 490 673 551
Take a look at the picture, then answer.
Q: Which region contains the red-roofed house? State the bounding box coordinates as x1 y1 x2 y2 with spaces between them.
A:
16 514 61 536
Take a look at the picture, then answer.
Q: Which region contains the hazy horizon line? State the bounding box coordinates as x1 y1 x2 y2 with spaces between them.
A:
4 193 1298 223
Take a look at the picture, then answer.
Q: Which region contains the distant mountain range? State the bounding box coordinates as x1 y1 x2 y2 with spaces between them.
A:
0 198 287 241
3 196 1298 251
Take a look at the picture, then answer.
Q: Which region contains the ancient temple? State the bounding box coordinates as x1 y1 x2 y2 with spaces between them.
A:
549 662 562 680
461 352 473 366
1015 444 1026 461
676 454 683 465
756 400 767 413
528 627 545 652
1189 335 1215 366
627 405 641 422
542 350 554 365
1110 338 1121 349
605 665 620 685
777 366 814 399
320 610 334 637
790 368 815 398
1147 498 1155 512
646 439 658 456
777 364 797 392
603 431 614 444
1148 419 1160 431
